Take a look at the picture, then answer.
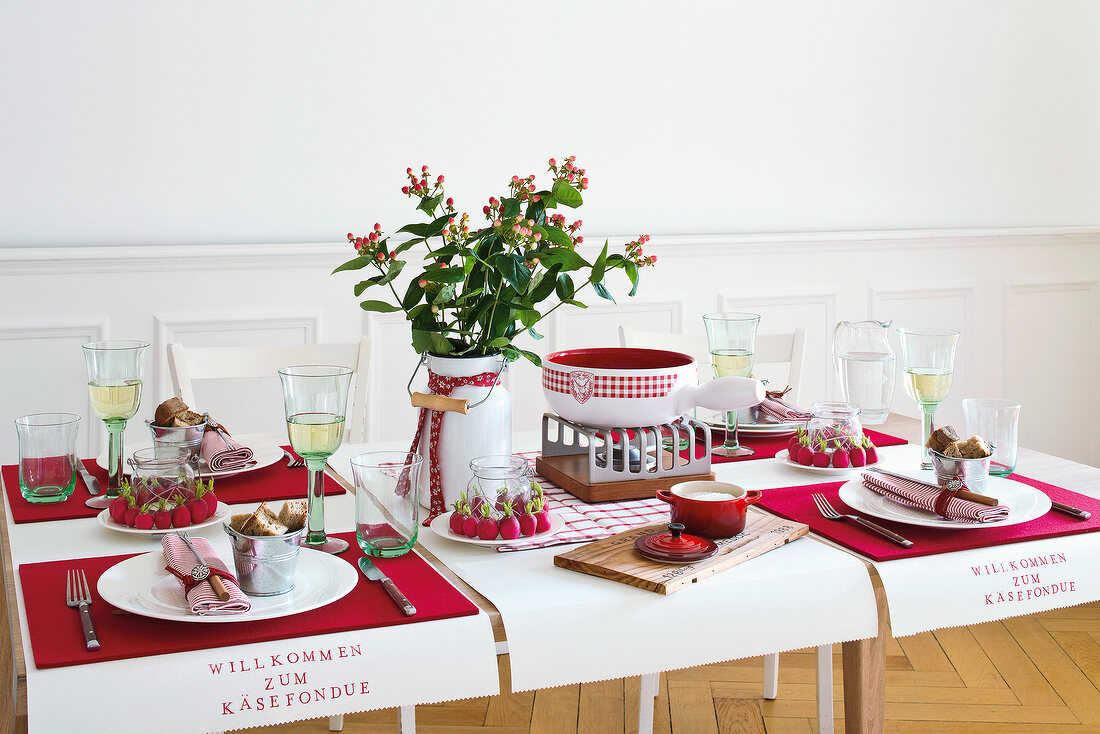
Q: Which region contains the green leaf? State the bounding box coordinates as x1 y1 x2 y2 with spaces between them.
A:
492 253 532 293
411 329 433 353
502 198 521 218
528 325 544 340
590 240 609 284
529 264 561 302
425 214 452 239
378 259 405 286
332 255 374 274
394 237 425 256
624 259 639 297
359 300 402 313
563 298 588 309
417 194 443 216
555 273 575 300
429 333 453 354
540 247 589 272
552 179 583 208
422 267 465 284
539 226 573 248
519 309 539 327
425 244 461 259
592 281 615 303
397 222 430 237
489 336 511 348
402 279 424 310
353 276 383 297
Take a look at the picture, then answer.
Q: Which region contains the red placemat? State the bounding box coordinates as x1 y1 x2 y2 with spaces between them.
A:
756 474 1100 562
19 532 479 669
1 447 345 525
688 427 907 464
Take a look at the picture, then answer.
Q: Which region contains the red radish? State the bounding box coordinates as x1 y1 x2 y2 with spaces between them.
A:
172 500 192 528
197 479 218 516
498 502 521 541
124 496 140 527
476 504 499 541
154 499 172 530
831 447 851 469
518 501 538 536
109 493 129 525
787 435 801 456
534 503 552 534
863 437 878 464
449 501 466 535
462 513 479 538
186 497 209 523
796 444 815 466
134 503 155 530
812 442 831 468
849 445 867 467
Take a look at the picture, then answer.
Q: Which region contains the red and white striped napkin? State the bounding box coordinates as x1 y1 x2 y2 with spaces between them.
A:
756 396 812 422
860 471 1010 523
201 428 256 472
496 453 671 552
161 535 252 615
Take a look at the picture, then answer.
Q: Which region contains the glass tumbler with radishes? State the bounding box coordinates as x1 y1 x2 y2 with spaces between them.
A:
449 455 549 541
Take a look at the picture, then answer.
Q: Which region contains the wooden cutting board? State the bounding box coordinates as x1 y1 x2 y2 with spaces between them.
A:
553 511 809 595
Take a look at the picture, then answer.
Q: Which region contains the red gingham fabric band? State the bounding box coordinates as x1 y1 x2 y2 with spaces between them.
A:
542 367 676 402
403 369 501 525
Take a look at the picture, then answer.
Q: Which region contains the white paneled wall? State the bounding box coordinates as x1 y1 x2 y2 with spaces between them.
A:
2 228 1099 468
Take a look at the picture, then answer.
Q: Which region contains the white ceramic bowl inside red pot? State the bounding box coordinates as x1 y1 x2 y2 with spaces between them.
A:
542 347 764 428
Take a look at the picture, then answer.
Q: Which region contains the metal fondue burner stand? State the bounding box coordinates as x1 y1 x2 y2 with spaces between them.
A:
535 412 717 503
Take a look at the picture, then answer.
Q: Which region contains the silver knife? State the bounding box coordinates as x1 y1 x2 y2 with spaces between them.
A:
1050 501 1092 520
75 458 100 496
358 557 416 616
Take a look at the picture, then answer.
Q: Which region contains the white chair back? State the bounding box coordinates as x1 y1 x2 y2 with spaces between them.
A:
618 325 807 402
167 337 370 443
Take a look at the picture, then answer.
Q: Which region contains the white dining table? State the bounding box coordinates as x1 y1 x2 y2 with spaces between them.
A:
0 436 500 734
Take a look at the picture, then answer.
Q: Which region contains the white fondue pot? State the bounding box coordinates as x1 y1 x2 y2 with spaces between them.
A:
542 347 764 428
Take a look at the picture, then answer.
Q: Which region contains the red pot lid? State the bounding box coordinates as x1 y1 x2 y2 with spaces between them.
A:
634 523 718 564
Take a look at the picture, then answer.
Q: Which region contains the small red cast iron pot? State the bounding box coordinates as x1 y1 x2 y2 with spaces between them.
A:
656 481 763 539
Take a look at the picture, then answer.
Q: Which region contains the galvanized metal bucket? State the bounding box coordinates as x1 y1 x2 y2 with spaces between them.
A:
146 418 208 463
931 445 995 493
222 522 304 596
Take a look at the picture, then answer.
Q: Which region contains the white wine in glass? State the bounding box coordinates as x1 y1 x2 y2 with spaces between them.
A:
287 413 345 460
703 313 760 458
712 349 754 378
88 379 142 423
903 368 952 405
897 328 960 469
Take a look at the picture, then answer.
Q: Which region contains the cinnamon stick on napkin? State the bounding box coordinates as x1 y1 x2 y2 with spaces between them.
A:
161 535 251 615
860 471 1009 523
201 427 256 472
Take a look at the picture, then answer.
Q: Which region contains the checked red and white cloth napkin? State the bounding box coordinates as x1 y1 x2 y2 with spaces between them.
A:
496 452 671 552
161 535 251 615
860 471 1009 523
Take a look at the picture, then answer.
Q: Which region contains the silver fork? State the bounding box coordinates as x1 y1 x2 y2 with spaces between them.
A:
811 493 914 548
65 569 100 650
283 449 304 469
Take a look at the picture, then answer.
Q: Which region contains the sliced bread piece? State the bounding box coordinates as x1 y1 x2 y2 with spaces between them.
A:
278 500 307 532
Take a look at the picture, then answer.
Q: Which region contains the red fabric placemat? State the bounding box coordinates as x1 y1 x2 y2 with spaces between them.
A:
690 427 907 464
19 532 478 669
2 447 345 525
755 474 1100 562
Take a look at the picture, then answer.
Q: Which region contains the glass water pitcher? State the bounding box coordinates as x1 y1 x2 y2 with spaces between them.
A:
832 319 896 425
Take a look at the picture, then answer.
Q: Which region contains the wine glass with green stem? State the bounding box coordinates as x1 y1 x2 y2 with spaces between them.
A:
897 327 960 469
82 341 149 509
278 365 354 554
703 313 761 457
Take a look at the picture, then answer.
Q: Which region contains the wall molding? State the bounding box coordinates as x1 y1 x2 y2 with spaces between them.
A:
2 226 1099 275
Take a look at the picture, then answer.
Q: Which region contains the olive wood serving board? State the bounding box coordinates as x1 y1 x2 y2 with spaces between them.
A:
553 511 809 595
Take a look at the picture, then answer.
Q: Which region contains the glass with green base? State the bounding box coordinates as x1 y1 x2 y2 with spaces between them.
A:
278 365 354 554
703 312 761 458
82 340 149 510
897 327 960 469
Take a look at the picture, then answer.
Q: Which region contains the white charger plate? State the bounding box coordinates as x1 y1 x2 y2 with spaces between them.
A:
96 502 230 535
775 449 879 475
96 437 283 479
429 512 565 547
836 476 1052 530
98 547 358 622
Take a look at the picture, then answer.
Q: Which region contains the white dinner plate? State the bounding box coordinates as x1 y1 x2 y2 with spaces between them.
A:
699 409 798 436
97 437 283 479
97 547 359 622
775 449 878 475
429 512 565 547
836 476 1052 529
96 502 231 535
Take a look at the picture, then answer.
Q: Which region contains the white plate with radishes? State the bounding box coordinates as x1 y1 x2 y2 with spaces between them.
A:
775 449 879 475
429 512 566 547
97 502 231 535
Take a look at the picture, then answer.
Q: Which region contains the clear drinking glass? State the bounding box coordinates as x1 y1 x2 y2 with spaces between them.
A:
897 327 960 469
14 413 81 503
278 365 354 554
82 340 149 508
352 452 423 557
962 398 1021 476
703 312 760 457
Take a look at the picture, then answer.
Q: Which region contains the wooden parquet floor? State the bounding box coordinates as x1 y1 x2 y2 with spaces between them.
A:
214 600 1100 734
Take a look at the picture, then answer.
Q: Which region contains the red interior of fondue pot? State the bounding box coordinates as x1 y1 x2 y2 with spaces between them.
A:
546 347 693 370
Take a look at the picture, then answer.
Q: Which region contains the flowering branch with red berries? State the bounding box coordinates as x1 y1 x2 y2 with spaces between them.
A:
335 157 655 366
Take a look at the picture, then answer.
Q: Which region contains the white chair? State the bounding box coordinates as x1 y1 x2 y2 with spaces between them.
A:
619 324 831 734
166 337 371 444
617 325 807 403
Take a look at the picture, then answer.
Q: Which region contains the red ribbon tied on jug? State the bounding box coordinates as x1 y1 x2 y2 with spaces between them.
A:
403 369 501 525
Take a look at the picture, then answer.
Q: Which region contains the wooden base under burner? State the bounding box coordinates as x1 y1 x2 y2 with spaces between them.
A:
536 453 715 503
